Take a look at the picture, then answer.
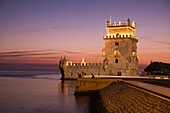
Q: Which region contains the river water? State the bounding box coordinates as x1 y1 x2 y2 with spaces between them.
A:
0 71 89 113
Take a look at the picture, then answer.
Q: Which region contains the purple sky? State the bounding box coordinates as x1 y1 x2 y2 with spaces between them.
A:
0 0 170 72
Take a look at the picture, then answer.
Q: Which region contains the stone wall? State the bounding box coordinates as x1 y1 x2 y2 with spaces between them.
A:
74 78 122 95
62 63 105 79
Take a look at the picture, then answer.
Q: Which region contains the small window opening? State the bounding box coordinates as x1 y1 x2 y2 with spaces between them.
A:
71 73 73 76
106 63 108 65
115 42 119 46
115 59 118 63
78 73 82 78
118 72 121 76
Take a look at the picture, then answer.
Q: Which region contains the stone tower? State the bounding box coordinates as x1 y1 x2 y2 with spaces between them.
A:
102 18 138 76
59 18 138 79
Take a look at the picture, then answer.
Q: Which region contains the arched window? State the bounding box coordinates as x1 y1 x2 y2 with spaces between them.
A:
114 50 119 55
115 59 118 63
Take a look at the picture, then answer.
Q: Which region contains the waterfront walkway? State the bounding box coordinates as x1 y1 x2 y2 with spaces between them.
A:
88 82 170 113
84 75 169 79
124 80 170 96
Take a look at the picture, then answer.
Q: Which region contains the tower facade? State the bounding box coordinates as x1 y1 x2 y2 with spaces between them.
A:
59 18 138 79
102 18 138 76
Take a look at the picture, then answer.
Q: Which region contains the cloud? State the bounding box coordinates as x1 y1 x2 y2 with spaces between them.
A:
50 25 89 30
0 26 45 32
0 49 85 58
0 24 103 33
154 41 170 45
0 53 59 57
139 47 170 50
50 24 103 30
0 50 51 55
26 56 61 59
0 63 59 71
50 25 74 29
0 50 61 58
65 50 82 54
29 26 45 32
139 36 154 39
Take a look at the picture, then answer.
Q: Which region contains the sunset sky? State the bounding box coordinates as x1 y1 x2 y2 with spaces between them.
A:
0 0 170 72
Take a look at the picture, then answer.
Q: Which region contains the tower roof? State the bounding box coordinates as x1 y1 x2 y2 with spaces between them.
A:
106 18 135 29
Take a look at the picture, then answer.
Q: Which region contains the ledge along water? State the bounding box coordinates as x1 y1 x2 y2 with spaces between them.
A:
74 78 122 95
74 78 170 113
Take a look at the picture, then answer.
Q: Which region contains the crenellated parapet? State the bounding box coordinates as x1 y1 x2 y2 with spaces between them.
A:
106 18 136 29
67 63 103 69
106 18 136 36
103 34 138 41
108 22 136 29
59 56 103 69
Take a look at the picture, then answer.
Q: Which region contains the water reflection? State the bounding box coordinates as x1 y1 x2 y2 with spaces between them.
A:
59 80 89 113
59 80 77 95
75 96 89 105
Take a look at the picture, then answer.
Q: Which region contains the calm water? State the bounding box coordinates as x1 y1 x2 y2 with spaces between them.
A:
0 71 89 113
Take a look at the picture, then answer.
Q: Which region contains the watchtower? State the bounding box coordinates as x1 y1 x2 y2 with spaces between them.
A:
102 18 138 76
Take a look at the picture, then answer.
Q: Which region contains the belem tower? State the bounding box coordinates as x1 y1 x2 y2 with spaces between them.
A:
59 18 138 79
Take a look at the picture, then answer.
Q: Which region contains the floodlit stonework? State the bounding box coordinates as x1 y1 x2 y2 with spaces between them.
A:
59 18 138 79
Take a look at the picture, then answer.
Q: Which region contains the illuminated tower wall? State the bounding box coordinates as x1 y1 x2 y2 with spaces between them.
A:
102 18 138 76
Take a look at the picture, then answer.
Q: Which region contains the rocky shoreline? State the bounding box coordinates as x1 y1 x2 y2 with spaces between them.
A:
88 81 170 113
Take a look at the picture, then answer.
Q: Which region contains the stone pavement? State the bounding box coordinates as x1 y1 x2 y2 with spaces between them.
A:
88 82 170 113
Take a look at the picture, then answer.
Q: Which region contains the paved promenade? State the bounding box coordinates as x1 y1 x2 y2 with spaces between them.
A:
84 75 169 79
88 82 170 113
125 80 170 96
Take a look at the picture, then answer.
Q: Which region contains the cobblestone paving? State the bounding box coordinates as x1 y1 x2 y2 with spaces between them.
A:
88 82 170 113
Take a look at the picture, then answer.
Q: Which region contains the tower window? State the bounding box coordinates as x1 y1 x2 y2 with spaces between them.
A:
115 59 118 63
114 50 119 54
118 72 121 76
115 42 119 46
71 73 73 76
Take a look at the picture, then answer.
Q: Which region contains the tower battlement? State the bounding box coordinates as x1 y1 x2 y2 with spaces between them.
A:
103 34 138 41
68 63 103 67
107 22 136 29
106 18 136 36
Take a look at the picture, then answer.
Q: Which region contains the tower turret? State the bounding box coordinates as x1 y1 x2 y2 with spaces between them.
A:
68 57 72 65
81 57 86 65
132 20 136 28
106 19 110 28
126 18 130 26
